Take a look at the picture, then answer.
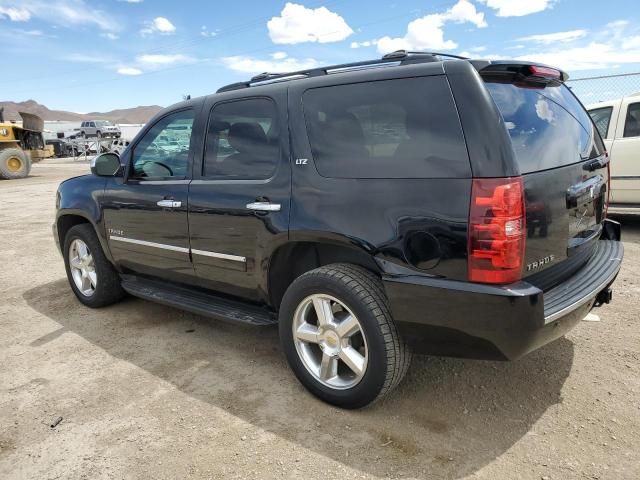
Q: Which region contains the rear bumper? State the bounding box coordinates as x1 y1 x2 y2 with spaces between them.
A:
382 240 623 360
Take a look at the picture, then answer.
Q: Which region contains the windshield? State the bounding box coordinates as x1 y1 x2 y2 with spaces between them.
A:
485 81 604 174
96 121 112 126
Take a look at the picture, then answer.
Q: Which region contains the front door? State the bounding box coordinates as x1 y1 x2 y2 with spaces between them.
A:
103 108 197 283
188 94 291 302
610 100 640 204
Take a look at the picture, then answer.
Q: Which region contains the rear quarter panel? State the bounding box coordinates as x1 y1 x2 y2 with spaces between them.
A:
287 64 473 280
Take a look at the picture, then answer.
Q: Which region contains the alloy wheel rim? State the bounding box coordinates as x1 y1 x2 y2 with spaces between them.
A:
69 239 97 296
292 294 368 390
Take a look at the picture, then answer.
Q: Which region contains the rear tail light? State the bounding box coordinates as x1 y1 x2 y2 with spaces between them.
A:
468 177 526 284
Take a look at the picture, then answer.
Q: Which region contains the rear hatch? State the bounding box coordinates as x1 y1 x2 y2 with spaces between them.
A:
482 65 608 290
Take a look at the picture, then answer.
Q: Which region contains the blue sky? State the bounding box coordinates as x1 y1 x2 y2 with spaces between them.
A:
0 0 639 112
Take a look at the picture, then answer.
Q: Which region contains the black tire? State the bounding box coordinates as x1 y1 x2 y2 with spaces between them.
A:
279 263 411 409
63 224 125 308
0 148 31 179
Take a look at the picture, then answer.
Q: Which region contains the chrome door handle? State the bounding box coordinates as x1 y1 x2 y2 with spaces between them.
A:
246 201 281 212
157 199 182 208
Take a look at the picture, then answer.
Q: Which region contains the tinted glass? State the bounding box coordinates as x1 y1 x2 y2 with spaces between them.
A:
132 109 194 179
302 76 470 179
204 98 279 179
589 107 613 139
623 102 640 138
486 82 601 174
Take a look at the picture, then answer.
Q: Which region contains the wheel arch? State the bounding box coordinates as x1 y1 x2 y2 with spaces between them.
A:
266 238 381 311
56 211 115 265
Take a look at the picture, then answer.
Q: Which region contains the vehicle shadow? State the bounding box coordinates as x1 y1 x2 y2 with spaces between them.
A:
24 279 574 479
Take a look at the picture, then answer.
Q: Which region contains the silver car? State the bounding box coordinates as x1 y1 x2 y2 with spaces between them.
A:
80 120 121 139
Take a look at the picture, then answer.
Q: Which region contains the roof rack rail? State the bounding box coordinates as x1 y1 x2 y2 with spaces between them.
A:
216 50 467 93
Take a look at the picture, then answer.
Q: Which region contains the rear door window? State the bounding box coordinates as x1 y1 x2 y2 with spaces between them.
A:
623 102 640 138
302 76 470 178
203 98 279 179
485 81 601 173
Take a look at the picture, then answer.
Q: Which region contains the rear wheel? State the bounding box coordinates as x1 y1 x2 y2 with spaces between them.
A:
0 148 31 179
279 264 411 409
63 224 125 307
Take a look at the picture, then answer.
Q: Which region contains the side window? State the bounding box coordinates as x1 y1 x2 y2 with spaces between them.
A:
203 98 279 179
302 76 469 178
588 107 613 139
623 102 640 138
131 109 194 179
89 122 95 128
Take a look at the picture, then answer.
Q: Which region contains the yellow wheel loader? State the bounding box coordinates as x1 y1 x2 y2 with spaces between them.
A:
0 108 53 179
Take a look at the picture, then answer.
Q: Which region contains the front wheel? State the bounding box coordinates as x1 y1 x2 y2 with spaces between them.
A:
63 224 125 307
279 264 411 409
0 148 31 179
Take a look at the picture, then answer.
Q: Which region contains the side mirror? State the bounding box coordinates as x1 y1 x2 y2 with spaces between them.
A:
91 153 122 177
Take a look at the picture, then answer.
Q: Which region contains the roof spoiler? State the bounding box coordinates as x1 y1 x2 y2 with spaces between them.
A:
470 60 569 82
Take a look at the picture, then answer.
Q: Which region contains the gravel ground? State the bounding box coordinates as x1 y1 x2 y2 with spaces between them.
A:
1 159 639 480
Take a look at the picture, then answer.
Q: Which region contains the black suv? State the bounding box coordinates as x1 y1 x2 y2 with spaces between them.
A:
54 51 623 408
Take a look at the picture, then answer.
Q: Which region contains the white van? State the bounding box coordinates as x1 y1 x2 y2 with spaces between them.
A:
588 93 640 209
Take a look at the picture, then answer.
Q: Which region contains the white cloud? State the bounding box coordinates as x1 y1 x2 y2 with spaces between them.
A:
65 53 105 63
222 55 320 74
200 26 217 38
101 32 119 40
478 0 553 17
0 6 31 21
518 29 587 44
271 51 288 60
376 0 486 54
137 54 194 66
0 0 120 31
118 0 143 3
268 2 353 44
140 16 176 36
117 66 143 76
509 20 640 72
516 42 640 71
350 40 377 49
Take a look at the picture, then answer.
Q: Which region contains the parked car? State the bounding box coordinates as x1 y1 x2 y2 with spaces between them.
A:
54 51 623 408
588 94 640 208
79 120 121 139
46 139 78 158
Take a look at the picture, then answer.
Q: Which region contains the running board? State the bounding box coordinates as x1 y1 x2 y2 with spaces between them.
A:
120 275 277 326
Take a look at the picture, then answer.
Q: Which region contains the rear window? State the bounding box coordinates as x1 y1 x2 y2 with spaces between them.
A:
588 106 613 139
302 76 470 178
485 82 602 174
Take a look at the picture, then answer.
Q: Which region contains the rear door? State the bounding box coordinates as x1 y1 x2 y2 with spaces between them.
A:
609 98 640 204
188 93 291 302
483 73 608 287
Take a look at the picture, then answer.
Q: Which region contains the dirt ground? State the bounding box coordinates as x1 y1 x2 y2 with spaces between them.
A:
1 159 639 480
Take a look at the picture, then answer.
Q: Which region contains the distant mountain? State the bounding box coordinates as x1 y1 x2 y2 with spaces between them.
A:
0 100 163 124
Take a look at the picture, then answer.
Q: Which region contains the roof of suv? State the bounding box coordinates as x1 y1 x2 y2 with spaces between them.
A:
215 50 569 95
216 50 466 93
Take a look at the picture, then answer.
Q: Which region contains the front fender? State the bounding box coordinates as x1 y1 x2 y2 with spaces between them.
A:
56 175 112 262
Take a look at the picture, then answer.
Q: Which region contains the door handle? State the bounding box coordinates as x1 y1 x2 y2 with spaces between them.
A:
246 201 281 212
157 199 182 208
